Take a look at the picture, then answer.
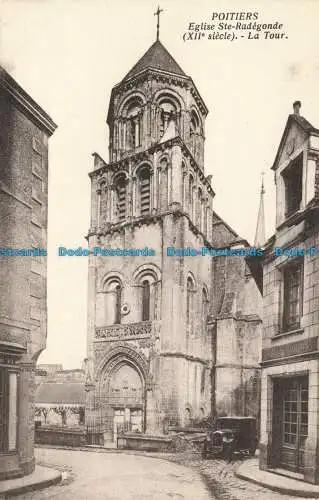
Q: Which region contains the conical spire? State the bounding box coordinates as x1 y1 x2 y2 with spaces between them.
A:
122 40 186 82
254 173 266 248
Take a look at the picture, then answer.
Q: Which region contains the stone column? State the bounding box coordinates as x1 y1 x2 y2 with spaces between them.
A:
96 188 101 228
90 177 99 230
113 119 118 160
170 145 182 210
304 360 319 484
153 152 158 211
149 171 154 212
134 118 139 148
167 158 172 206
145 389 158 434
131 176 137 217
17 361 36 475
151 104 156 143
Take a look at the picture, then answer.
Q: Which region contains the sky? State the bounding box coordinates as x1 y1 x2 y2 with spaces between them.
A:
1 0 319 368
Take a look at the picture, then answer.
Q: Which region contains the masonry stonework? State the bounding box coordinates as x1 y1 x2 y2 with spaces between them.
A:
85 39 262 444
257 103 319 483
0 67 56 479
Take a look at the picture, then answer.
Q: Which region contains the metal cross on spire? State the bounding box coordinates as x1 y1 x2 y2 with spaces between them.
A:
154 5 163 40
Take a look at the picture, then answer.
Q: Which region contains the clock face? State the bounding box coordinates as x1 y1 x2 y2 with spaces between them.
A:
287 138 295 155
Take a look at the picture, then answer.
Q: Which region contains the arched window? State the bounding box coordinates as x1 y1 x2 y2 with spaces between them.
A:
115 284 122 324
186 277 195 329
104 279 122 325
141 280 150 321
190 110 200 153
127 103 141 150
156 94 181 140
118 96 143 152
138 166 151 216
135 269 160 322
114 174 126 222
159 100 177 137
159 158 168 211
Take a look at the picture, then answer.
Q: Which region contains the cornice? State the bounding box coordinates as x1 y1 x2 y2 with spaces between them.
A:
160 351 211 365
0 68 57 136
86 209 213 246
262 204 319 264
0 340 27 358
88 137 215 196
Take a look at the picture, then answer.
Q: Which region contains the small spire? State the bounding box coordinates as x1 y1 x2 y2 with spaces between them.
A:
154 5 163 41
254 172 266 248
261 170 265 195
293 100 301 115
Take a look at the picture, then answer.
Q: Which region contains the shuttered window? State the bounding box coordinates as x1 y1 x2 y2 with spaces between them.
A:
139 168 150 216
115 175 126 222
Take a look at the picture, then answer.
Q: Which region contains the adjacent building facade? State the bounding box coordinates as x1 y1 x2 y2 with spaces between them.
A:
35 365 85 427
0 67 56 478
85 37 262 444
259 102 319 483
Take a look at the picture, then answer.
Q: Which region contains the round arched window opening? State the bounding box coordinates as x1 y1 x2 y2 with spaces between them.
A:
114 174 127 222
138 167 151 216
141 280 150 321
158 100 178 138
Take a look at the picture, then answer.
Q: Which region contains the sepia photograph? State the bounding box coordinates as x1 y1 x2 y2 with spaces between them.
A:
0 0 318 498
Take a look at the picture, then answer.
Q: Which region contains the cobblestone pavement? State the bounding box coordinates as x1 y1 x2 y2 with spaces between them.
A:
165 453 317 500
16 448 212 500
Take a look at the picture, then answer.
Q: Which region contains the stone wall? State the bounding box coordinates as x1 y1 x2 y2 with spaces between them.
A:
0 69 56 479
35 426 87 447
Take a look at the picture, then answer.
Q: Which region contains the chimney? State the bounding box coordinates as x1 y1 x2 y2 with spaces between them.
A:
293 101 301 115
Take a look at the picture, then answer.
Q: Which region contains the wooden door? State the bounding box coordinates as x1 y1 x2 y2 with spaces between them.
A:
279 376 308 472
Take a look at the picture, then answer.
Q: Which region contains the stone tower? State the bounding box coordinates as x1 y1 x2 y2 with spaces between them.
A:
85 36 215 442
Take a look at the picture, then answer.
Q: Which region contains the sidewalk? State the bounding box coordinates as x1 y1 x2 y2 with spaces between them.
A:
236 458 319 498
0 465 61 497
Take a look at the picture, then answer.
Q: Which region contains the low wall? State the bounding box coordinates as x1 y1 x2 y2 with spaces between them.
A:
35 425 86 447
117 434 174 452
168 426 209 434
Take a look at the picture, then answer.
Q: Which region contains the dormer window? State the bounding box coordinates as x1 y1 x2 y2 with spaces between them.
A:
282 154 303 218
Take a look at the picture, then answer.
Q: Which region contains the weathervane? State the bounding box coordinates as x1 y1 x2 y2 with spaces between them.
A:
154 5 163 41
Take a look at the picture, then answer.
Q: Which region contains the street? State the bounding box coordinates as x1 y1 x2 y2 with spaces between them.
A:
18 448 212 500
16 448 318 500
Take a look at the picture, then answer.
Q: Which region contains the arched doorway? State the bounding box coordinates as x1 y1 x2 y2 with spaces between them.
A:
100 362 144 443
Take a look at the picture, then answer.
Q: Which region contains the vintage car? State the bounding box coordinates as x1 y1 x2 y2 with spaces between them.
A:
202 416 258 459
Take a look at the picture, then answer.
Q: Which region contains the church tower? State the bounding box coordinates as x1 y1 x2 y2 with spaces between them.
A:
85 19 215 442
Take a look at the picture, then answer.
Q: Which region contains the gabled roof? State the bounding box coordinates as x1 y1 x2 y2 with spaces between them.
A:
272 113 319 170
35 383 85 405
122 40 187 82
